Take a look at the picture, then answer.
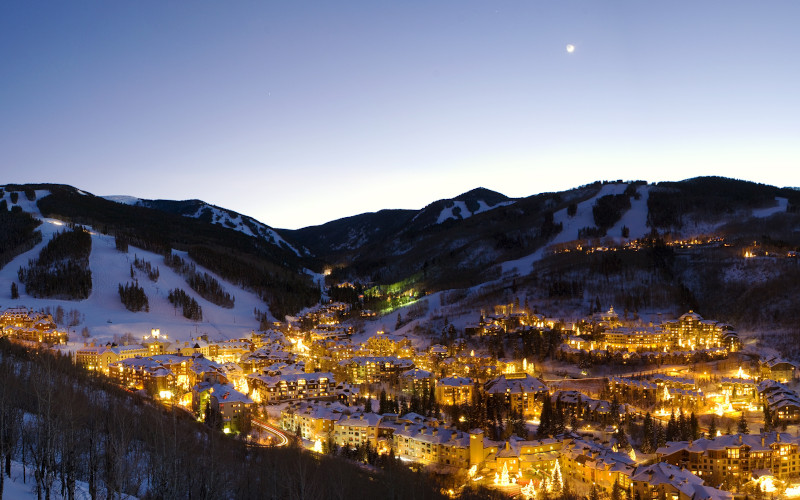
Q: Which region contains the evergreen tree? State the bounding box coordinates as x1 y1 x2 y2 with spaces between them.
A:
612 479 623 500
666 410 678 442
10 282 18 299
738 413 749 434
678 409 688 441
641 413 655 453
537 397 554 437
609 395 621 424
708 415 718 439
379 389 388 414
763 404 773 432
614 424 629 450
656 422 666 447
689 412 699 441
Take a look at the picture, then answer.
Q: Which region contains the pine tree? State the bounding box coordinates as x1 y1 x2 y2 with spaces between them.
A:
708 415 718 439
612 479 624 500
678 409 688 441
763 404 773 432
10 282 18 299
738 413 749 434
538 397 554 437
689 412 699 441
656 422 666 447
666 410 678 442
641 413 655 453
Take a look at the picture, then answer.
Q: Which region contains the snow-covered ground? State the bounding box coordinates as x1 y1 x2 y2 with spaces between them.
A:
1 191 268 347
607 185 651 242
752 197 788 218
501 183 630 275
1 459 138 500
103 195 302 256
436 199 515 224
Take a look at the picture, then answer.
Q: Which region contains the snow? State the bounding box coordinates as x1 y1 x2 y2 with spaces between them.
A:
436 199 514 224
752 197 788 218
607 185 651 241
501 183 629 275
436 201 466 224
103 195 302 256
187 203 302 256
0 215 271 346
102 195 141 205
1 459 136 500
0 188 51 216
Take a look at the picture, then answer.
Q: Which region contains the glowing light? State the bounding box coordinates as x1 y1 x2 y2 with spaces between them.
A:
784 485 800 497
521 481 537 500
158 390 173 400
758 476 777 493
494 462 511 486
468 465 477 479
313 439 323 453
737 366 750 379
566 44 575 53
549 460 563 492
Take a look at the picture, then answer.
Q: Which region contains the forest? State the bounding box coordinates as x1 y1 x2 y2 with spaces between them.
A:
165 253 234 309
17 227 92 300
0 339 450 500
34 185 321 319
0 200 42 270
167 288 203 321
118 282 149 312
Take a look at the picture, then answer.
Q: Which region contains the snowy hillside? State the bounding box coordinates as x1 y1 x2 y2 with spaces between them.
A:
103 195 303 256
501 183 631 274
2 191 267 347
435 199 515 224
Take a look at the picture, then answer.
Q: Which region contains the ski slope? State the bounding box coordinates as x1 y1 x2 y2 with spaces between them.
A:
1 191 268 347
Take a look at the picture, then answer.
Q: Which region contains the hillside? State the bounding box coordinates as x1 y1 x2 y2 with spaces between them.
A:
104 195 304 256
3 177 800 341
4 184 322 320
0 339 447 500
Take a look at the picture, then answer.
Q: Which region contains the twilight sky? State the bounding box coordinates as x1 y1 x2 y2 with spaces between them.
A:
1 1 799 229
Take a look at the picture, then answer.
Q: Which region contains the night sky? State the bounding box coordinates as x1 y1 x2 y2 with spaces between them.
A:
2 1 798 228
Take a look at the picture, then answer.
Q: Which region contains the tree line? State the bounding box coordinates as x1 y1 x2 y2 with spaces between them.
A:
118 282 149 312
165 253 234 309
167 288 203 321
0 338 450 500
17 227 92 300
0 200 42 270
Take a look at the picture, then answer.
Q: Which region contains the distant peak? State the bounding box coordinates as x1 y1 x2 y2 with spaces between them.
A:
453 187 509 202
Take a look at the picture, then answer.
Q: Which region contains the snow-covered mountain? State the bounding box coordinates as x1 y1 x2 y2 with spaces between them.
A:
0 188 271 345
103 196 303 256
3 176 800 341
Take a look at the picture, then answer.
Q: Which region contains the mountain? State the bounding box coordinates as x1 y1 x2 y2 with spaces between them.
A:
3 177 800 340
0 184 322 331
283 187 514 259
103 195 303 256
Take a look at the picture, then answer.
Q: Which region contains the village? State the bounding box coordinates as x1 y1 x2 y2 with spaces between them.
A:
2 299 800 500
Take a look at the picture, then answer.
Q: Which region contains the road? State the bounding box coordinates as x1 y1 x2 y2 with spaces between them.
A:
251 418 290 447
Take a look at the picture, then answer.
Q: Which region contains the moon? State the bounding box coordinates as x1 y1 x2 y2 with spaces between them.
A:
566 44 575 53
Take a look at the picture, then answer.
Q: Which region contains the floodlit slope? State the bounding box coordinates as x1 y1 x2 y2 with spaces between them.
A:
607 184 651 241
501 183 629 274
0 214 264 346
752 197 789 218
